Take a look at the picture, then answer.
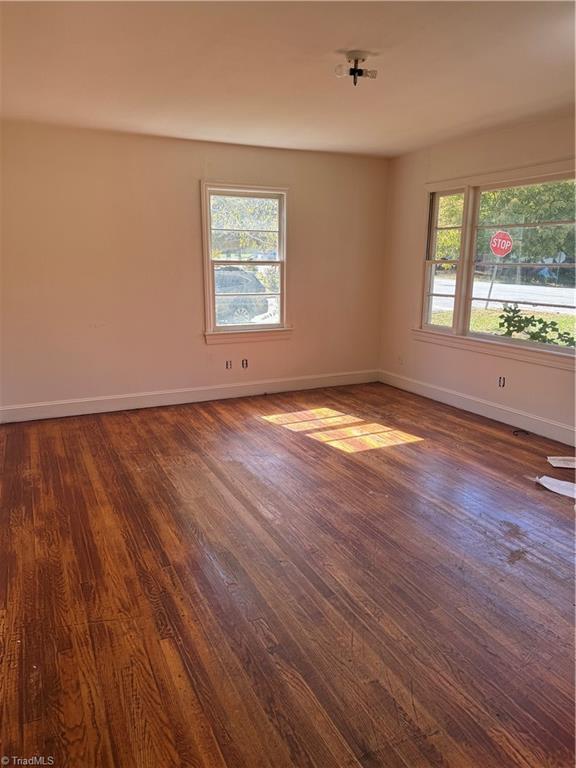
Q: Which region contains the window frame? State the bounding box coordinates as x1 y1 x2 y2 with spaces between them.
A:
421 187 468 333
421 166 575 358
201 182 289 341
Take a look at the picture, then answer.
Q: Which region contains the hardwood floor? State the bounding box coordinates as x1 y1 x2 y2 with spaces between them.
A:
0 383 573 768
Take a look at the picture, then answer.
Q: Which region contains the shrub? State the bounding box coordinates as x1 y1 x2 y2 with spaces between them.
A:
498 305 575 347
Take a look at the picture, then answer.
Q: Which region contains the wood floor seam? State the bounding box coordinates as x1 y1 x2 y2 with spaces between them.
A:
0 384 573 767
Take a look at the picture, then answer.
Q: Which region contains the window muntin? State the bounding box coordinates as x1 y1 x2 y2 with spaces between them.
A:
424 192 464 329
423 178 575 352
203 186 286 332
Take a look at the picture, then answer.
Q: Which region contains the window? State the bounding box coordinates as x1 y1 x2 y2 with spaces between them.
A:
423 176 575 353
423 191 465 329
202 184 287 336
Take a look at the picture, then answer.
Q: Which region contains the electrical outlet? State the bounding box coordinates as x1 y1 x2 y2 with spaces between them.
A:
225 360 232 370
241 359 248 369
498 376 506 388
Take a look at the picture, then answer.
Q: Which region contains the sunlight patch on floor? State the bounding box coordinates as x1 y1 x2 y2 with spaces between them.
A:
262 408 344 425
319 429 422 453
308 422 391 442
262 410 423 453
283 415 362 432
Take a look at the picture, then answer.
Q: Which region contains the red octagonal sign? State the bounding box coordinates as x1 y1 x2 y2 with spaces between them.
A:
490 230 513 258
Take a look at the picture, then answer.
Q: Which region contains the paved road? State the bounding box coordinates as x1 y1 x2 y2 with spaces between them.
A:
433 278 575 314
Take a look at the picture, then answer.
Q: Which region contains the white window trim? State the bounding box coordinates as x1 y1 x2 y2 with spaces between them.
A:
418 160 576 366
201 181 290 344
412 327 574 371
424 158 575 193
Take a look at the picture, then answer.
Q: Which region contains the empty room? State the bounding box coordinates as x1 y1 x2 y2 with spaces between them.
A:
1 2 575 767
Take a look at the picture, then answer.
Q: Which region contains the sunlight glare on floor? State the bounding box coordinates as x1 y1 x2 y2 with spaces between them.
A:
320 429 423 453
308 422 392 442
262 410 423 453
283 414 363 431
262 408 344 425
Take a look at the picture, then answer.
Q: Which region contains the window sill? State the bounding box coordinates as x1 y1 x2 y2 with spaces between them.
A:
412 327 575 371
204 327 293 345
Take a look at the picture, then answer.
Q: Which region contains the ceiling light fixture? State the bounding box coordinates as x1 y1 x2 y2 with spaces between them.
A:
335 50 378 87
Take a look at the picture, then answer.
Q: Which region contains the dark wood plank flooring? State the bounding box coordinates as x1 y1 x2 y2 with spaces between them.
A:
0 383 574 767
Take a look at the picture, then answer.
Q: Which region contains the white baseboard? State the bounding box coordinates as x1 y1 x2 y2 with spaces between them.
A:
4 369 572 446
0 370 379 424
379 369 574 446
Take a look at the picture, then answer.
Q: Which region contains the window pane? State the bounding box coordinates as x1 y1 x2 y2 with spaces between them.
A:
475 224 575 266
215 295 280 326
427 296 454 327
210 195 279 231
473 222 575 312
471 271 575 308
437 193 464 227
211 230 279 261
214 264 280 295
469 178 575 348
469 301 575 347
478 180 576 226
430 262 457 295
434 229 461 261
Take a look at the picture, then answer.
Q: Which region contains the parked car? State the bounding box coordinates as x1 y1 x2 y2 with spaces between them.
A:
215 266 269 324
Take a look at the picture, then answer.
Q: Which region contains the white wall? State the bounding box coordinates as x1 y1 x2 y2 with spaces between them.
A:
2 114 574 443
0 120 387 419
380 112 575 444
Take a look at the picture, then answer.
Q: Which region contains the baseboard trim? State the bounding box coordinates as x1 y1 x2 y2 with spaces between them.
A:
0 370 379 424
4 369 572 445
379 369 574 446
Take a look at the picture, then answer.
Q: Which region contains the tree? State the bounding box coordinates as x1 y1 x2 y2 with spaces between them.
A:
433 193 463 273
475 180 575 287
210 195 279 261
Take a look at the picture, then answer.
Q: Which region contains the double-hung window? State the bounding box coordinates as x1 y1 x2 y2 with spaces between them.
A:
202 183 287 337
423 191 465 329
423 175 575 354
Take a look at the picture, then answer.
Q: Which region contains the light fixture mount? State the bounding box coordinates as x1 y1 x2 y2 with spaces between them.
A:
335 50 378 86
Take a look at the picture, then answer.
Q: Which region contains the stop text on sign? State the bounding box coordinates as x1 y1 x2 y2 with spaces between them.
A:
490 231 513 258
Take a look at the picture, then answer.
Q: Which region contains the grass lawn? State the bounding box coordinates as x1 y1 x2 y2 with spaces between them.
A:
430 308 575 346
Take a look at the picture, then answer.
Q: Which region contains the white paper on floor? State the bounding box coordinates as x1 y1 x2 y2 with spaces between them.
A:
536 475 576 499
547 456 576 469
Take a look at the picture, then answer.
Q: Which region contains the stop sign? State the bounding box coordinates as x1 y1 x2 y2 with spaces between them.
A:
489 231 513 258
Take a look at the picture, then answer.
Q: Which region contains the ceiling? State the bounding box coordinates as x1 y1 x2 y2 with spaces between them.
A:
2 2 574 156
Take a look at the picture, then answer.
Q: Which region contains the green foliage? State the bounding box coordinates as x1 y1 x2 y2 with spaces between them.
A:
433 194 463 261
478 180 575 225
498 305 575 347
210 195 278 231
211 195 280 261
437 193 464 228
430 308 576 338
435 229 461 261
